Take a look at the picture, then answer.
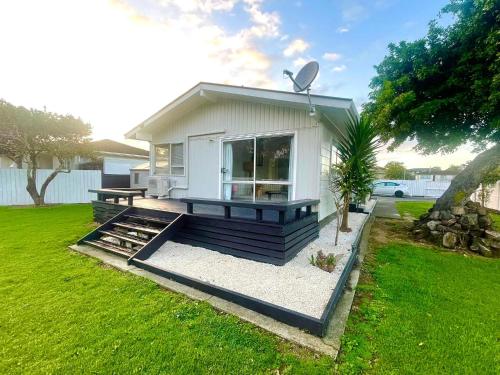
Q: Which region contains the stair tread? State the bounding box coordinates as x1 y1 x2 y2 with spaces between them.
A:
113 222 162 234
99 230 148 246
84 240 134 258
124 214 173 225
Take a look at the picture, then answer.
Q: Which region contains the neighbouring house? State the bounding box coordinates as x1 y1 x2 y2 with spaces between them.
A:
125 82 358 220
0 153 60 169
130 162 150 189
78 139 149 188
409 167 462 182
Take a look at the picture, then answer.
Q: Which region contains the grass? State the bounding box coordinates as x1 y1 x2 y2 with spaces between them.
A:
336 219 500 374
395 200 434 219
0 205 333 374
395 200 500 230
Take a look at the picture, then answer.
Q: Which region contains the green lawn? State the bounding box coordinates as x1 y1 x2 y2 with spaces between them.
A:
337 239 500 374
395 200 500 230
395 200 434 219
0 205 332 374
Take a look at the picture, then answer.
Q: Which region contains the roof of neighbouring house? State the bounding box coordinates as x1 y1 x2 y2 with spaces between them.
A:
91 139 149 157
130 162 150 171
125 81 358 140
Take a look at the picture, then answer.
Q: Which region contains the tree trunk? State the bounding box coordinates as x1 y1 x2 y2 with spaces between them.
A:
26 163 43 205
434 144 500 211
340 192 352 232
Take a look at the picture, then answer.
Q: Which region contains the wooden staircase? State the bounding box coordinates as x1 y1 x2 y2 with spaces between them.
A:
78 207 184 261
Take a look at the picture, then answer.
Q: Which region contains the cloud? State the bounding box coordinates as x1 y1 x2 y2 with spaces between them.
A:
337 27 349 33
341 1 368 22
332 65 347 72
157 0 237 14
323 52 342 61
293 57 308 67
283 38 309 57
242 0 281 38
0 0 282 142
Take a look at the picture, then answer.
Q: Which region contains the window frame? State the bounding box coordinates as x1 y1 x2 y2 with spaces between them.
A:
154 142 185 176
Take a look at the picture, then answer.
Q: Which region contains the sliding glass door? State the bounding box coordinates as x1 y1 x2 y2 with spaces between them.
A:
222 134 293 201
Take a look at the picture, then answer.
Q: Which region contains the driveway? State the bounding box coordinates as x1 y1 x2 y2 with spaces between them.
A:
372 196 435 219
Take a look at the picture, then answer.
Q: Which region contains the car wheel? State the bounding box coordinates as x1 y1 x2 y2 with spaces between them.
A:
395 190 404 198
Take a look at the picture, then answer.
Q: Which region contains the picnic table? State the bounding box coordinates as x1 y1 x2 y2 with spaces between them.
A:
89 188 145 206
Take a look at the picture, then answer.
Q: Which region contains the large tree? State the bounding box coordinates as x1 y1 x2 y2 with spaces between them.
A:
364 0 499 210
0 100 92 205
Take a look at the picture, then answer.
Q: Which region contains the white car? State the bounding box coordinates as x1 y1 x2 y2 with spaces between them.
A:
372 181 409 198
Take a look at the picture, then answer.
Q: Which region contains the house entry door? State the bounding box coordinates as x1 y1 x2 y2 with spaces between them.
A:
221 134 293 201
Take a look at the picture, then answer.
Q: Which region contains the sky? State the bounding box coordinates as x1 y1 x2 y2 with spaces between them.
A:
0 0 478 168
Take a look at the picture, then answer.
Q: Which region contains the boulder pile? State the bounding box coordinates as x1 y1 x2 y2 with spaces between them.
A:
412 200 500 257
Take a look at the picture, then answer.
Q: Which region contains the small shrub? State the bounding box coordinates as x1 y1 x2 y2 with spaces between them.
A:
309 250 336 273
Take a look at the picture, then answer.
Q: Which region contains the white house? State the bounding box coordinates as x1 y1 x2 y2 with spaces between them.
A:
125 82 358 220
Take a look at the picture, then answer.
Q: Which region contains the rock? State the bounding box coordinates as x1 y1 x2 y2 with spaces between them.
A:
477 207 487 216
439 210 454 220
478 244 492 257
465 200 480 209
490 241 500 250
436 224 447 232
419 213 430 220
460 214 478 226
442 232 458 248
426 220 440 231
452 223 462 231
441 218 457 226
429 211 440 220
478 215 492 228
485 230 500 242
451 206 465 215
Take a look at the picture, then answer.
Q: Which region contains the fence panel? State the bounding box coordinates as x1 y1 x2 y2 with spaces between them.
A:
374 179 451 198
0 169 101 205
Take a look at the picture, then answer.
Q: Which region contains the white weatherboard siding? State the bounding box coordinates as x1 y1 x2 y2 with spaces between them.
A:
0 169 101 205
151 99 324 205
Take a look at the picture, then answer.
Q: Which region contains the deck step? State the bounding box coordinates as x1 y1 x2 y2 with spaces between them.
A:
113 222 162 235
124 214 173 226
98 230 148 246
84 240 134 258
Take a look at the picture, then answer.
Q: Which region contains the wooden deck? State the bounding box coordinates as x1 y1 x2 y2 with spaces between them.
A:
91 197 320 265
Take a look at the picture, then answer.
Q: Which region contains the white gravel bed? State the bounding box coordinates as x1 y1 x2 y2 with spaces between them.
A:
146 204 373 318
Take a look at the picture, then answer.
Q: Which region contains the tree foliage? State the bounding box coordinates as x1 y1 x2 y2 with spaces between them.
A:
364 0 499 154
330 116 380 232
0 100 92 205
384 161 411 180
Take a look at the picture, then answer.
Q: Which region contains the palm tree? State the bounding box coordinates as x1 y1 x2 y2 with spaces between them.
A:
331 116 380 232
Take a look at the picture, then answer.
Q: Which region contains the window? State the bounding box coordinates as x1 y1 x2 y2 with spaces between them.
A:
154 143 184 176
134 172 139 184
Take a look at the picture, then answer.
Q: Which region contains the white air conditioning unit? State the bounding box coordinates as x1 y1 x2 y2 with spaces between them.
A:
148 176 171 198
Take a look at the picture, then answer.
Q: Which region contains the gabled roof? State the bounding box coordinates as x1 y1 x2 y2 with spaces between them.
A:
125 82 358 140
91 139 149 157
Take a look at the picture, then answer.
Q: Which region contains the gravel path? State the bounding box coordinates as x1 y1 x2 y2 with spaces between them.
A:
146 201 374 318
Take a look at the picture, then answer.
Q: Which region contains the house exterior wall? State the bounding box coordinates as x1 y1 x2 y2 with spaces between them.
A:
149 98 326 210
319 124 336 221
130 170 150 188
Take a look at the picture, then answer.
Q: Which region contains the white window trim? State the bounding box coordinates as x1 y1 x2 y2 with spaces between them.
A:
154 142 186 177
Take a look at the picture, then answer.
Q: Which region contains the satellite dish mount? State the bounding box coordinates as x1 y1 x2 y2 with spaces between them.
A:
283 61 319 116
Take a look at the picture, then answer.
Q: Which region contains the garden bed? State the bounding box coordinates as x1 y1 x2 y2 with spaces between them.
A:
137 200 375 335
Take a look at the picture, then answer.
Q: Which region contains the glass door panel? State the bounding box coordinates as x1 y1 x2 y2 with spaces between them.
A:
255 136 292 181
222 139 254 182
255 184 289 201
222 183 254 200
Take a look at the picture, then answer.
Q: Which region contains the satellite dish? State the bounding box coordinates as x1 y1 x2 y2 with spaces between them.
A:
293 61 319 92
283 61 319 116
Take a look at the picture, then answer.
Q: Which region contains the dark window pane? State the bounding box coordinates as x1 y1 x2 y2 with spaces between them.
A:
255 184 289 201
255 136 292 181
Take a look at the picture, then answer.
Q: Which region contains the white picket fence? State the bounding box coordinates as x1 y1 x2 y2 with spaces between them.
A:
375 179 451 198
0 169 101 205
